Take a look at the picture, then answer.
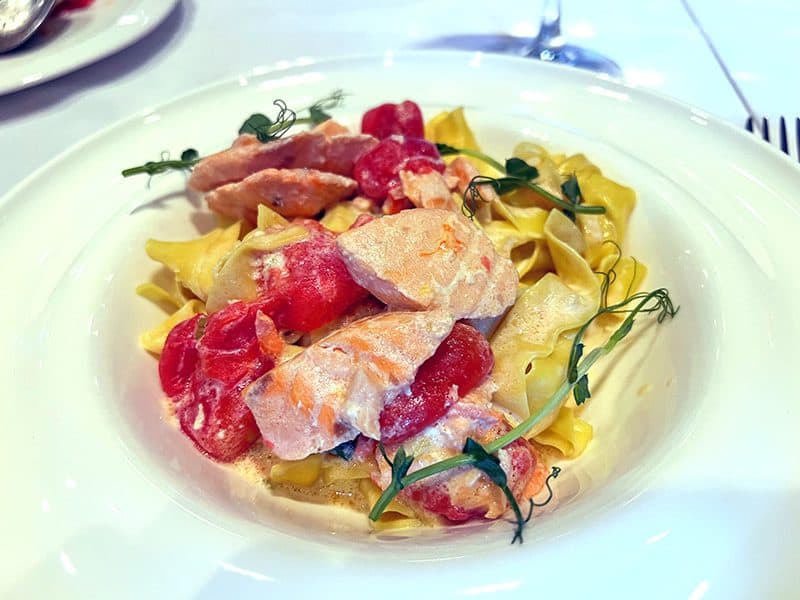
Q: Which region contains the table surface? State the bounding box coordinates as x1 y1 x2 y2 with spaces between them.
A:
1 0 798 198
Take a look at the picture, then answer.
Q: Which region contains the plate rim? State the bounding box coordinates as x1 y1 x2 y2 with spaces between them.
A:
0 0 181 96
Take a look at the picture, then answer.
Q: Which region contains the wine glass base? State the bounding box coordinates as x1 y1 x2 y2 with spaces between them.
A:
530 43 622 78
416 34 623 78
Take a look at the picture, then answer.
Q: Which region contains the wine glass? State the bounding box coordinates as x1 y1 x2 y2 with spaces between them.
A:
418 0 622 78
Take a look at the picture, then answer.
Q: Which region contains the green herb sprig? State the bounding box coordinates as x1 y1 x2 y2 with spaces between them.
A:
436 143 506 173
121 149 200 178
369 284 678 542
561 175 582 221
239 89 345 142
369 444 415 518
121 90 345 178
462 437 530 543
436 143 603 220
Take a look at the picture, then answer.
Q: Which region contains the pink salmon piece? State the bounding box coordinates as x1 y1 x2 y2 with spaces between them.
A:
243 310 455 460
374 391 542 522
399 169 458 212
444 156 495 223
189 131 377 191
336 208 518 319
206 168 357 222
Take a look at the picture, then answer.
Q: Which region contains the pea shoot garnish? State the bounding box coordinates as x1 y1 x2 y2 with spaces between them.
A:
436 143 604 220
370 280 678 543
369 444 415 519
120 148 201 178
239 89 345 142
461 437 531 543
121 90 345 178
436 142 506 173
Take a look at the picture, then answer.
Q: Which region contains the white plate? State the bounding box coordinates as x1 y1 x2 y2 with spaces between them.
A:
2 52 799 598
0 0 178 96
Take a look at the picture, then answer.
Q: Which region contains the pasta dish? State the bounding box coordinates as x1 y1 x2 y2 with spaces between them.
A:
126 94 676 541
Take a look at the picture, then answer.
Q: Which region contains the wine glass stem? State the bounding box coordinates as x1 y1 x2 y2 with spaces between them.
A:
536 0 565 52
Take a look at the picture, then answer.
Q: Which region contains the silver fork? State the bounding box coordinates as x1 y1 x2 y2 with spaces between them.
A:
681 1 798 163
746 116 800 162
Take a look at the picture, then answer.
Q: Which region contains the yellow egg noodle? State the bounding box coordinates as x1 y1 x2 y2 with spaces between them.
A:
138 107 645 526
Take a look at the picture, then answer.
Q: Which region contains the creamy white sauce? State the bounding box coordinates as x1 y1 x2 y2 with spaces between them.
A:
192 404 205 431
254 251 286 272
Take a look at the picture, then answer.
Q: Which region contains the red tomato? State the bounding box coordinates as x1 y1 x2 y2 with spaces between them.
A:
52 0 94 17
379 322 494 444
258 223 368 332
404 481 486 522
353 136 444 203
158 315 202 398
503 439 537 498
178 358 266 462
361 101 425 140
159 302 277 462
198 301 269 383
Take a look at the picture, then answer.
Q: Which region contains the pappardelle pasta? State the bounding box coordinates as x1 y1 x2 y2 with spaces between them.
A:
129 96 675 541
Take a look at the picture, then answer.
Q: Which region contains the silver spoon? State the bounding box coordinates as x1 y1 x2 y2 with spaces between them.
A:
0 0 56 53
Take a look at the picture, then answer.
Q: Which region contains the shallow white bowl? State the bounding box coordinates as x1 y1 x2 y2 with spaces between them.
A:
2 52 798 598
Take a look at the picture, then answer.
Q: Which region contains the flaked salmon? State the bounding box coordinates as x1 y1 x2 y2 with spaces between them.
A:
189 131 377 192
336 208 518 319
374 384 544 521
444 156 495 223
399 169 458 212
206 168 357 222
443 157 498 200
243 310 455 460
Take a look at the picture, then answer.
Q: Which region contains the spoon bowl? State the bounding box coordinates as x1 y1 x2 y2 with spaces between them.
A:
0 0 56 53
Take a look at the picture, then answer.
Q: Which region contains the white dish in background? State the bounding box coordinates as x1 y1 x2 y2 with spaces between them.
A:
1 52 798 598
0 0 178 96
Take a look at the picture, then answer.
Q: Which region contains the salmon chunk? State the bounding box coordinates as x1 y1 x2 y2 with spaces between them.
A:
323 134 380 176
399 169 458 212
243 310 455 460
444 156 495 223
374 388 544 522
443 157 498 201
336 208 518 319
189 131 377 192
206 168 357 222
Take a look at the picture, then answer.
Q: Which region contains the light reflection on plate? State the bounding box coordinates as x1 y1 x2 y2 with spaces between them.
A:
1 52 799 598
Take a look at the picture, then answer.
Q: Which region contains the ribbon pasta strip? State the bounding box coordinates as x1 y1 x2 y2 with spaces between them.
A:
429 109 646 458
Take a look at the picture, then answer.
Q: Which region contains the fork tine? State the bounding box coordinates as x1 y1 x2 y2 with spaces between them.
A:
744 115 800 161
780 117 789 153
796 118 800 162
